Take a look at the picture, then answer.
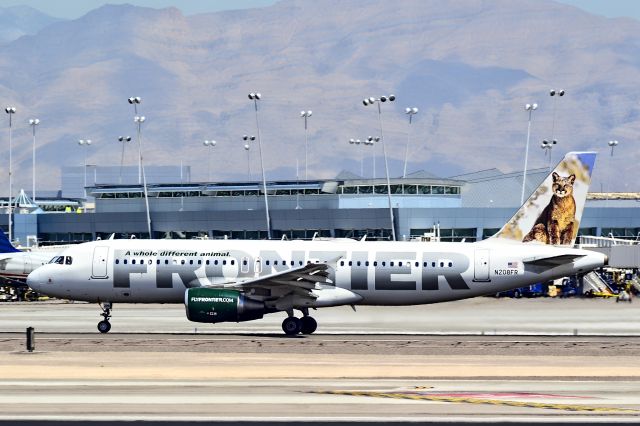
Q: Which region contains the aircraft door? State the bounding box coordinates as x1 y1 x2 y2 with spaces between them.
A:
22 255 31 275
254 257 262 276
92 246 109 278
241 256 250 274
473 249 490 282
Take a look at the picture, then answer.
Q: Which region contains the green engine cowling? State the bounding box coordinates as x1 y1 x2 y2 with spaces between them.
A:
185 288 265 323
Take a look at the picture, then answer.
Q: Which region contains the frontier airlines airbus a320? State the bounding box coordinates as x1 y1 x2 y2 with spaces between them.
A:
27 152 606 335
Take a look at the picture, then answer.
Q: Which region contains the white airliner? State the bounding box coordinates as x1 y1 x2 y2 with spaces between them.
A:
27 152 606 335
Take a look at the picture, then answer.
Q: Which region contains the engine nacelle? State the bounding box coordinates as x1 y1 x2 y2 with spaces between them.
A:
185 288 265 323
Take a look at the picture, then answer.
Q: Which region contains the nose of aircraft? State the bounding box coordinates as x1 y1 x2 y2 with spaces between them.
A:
26 269 42 291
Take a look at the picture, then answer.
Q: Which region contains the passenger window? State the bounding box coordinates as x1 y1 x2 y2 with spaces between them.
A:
415 262 419 267
299 261 303 266
365 261 369 266
231 260 235 265
432 262 436 267
124 259 128 265
214 260 219 265
448 262 453 267
223 260 227 265
115 259 119 264
382 261 386 267
132 259 136 265
390 262 394 267
165 260 169 265
290 261 294 266
348 261 352 266
206 260 210 265
398 262 402 267
243 260 248 266
340 261 344 266
357 261 361 267
156 259 160 265
274 260 278 266
423 262 427 267
373 261 378 266
266 260 270 265
148 259 152 265
440 262 444 267
198 260 202 265
189 260 193 265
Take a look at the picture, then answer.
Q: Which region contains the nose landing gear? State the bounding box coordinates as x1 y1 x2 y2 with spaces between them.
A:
97 302 112 333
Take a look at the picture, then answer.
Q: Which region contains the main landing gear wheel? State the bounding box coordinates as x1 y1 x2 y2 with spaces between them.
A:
300 316 317 335
98 302 113 334
282 317 302 336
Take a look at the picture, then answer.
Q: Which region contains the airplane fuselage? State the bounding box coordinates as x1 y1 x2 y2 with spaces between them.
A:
27 238 605 305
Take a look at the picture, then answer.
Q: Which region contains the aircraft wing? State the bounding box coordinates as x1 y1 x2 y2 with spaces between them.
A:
206 262 333 292
523 254 585 267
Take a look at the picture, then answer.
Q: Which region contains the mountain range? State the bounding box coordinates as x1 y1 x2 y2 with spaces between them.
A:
0 0 638 192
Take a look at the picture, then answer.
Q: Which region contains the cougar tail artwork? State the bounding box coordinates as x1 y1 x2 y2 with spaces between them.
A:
492 151 596 247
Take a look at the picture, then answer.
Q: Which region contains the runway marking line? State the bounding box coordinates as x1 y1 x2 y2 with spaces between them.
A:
313 390 639 413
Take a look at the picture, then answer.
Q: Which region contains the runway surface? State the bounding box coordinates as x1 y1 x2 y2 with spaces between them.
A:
1 297 638 335
0 299 639 422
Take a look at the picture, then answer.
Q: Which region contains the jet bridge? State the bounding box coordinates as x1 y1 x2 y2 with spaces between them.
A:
578 236 640 269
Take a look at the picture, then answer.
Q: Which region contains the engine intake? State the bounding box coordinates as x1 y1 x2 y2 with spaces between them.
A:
185 288 265 323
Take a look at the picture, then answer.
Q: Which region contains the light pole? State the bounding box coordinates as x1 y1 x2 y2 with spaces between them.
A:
549 89 564 141
540 139 557 171
363 94 396 241
29 118 39 204
248 92 271 239
134 115 152 239
243 135 255 181
300 110 312 180
349 138 374 177
5 107 15 243
367 136 380 179
203 140 216 182
117 136 131 184
77 139 92 198
606 140 619 203
128 97 142 183
403 107 418 178
521 102 538 205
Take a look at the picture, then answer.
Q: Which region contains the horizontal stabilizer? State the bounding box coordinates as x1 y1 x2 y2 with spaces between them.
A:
523 254 584 267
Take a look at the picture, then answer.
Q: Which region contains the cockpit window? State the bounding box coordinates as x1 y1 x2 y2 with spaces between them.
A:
55 256 64 265
65 256 73 265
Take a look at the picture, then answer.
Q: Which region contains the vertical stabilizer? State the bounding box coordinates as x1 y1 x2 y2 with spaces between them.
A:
0 229 20 253
493 152 596 246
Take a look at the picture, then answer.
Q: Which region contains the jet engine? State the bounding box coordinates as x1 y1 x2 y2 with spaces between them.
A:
184 288 265 323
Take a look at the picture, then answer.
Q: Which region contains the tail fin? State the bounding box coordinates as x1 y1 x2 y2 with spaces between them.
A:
0 229 20 253
493 151 596 246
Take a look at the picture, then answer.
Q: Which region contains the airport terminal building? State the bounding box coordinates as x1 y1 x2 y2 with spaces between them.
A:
6 165 640 246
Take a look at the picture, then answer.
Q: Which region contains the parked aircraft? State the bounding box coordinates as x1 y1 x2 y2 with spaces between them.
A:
27 152 606 335
0 230 57 297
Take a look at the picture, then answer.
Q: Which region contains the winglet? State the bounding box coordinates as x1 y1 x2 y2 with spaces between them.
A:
0 229 20 253
492 152 596 246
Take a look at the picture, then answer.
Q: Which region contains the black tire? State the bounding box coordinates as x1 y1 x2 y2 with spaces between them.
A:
514 290 522 299
300 316 318 335
282 317 301 336
97 320 111 334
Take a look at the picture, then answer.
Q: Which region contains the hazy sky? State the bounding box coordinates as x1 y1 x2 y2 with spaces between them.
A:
1 0 640 20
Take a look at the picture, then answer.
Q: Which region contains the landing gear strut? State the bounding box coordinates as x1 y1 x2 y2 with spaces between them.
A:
281 308 317 336
97 302 112 333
